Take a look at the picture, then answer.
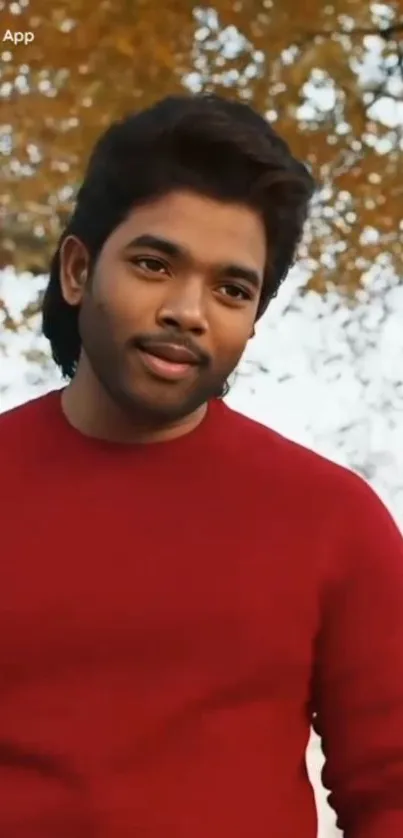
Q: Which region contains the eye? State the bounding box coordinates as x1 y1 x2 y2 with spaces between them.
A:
131 256 169 275
219 283 253 302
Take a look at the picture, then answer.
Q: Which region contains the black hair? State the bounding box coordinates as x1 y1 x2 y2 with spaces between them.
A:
42 93 316 387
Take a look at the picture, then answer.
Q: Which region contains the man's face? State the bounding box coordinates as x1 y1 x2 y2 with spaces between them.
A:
61 190 266 423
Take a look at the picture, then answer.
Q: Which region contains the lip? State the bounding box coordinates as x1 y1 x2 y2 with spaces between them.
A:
137 349 198 381
138 342 200 365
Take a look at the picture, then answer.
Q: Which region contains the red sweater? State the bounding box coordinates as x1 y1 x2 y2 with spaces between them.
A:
1 390 403 838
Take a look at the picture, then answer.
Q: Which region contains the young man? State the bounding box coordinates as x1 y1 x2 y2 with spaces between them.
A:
1 94 402 838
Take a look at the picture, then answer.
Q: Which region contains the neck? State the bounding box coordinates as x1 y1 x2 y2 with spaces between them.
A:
61 360 208 445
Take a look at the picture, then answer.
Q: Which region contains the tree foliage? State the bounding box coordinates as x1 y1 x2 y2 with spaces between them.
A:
1 0 403 308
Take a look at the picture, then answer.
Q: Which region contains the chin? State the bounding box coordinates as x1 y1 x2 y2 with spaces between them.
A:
119 384 203 423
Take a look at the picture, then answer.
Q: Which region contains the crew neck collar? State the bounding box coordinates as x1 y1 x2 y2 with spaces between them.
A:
46 388 225 457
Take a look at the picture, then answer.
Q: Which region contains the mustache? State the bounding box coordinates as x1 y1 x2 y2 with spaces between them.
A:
131 332 211 366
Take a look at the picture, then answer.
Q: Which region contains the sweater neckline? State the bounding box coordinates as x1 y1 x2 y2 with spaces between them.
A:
46 388 225 457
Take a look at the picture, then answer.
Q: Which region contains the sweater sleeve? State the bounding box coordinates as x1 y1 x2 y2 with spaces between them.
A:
311 474 403 838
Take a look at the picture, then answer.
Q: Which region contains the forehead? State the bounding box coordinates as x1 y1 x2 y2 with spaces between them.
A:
106 190 267 270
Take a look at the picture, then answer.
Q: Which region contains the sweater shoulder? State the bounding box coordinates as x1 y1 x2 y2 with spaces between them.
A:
0 391 58 458
218 403 403 546
0 391 54 427
219 401 378 505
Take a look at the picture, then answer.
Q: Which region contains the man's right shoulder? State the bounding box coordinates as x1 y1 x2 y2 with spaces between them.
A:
0 390 60 452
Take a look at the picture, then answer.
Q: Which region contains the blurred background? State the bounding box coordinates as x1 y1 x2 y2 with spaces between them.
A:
1 1 403 835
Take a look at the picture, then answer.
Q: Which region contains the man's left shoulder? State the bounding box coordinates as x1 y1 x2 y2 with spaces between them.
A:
222 402 377 501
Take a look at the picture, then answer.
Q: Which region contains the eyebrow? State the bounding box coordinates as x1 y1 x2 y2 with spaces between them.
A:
125 234 262 290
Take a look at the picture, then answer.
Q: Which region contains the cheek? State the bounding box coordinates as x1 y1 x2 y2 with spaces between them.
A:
208 339 249 380
99 277 159 335
92 292 139 341
79 289 123 362
211 316 254 365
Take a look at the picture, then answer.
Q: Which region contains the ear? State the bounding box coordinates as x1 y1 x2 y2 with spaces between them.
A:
59 235 90 306
248 326 256 340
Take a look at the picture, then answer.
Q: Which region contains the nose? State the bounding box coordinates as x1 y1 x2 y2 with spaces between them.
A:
156 277 209 335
